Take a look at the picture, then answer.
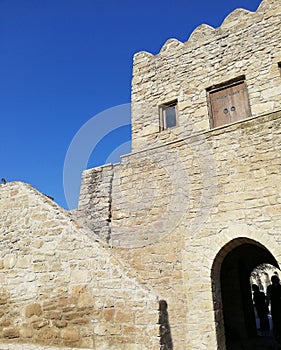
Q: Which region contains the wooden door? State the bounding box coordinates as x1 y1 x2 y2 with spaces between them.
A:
209 81 251 128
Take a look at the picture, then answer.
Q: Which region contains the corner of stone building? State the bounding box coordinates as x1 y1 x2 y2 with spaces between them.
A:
73 163 115 243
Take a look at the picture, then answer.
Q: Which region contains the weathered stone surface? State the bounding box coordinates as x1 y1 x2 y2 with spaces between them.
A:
2 328 19 339
0 182 157 349
25 303 42 318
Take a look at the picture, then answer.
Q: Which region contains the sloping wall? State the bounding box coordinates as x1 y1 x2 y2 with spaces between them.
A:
0 182 158 350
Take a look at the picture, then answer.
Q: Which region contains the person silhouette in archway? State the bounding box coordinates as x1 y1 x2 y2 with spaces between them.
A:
252 284 269 332
267 275 281 342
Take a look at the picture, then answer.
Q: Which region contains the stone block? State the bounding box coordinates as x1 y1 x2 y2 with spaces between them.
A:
2 327 20 339
60 327 79 341
25 303 42 318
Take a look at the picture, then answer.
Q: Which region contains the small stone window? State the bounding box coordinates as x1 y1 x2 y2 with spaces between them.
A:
159 100 178 130
278 62 281 76
207 77 251 128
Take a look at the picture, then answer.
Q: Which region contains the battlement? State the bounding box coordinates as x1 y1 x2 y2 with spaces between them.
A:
131 0 281 151
133 0 276 61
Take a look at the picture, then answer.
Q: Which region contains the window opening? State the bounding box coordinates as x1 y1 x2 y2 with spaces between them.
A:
159 100 178 130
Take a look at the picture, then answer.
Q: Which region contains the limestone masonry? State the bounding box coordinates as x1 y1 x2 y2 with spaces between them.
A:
0 0 281 349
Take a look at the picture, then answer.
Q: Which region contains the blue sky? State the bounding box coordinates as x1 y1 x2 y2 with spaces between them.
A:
1 0 263 209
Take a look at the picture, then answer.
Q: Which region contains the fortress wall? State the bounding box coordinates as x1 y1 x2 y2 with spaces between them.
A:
131 0 281 152
72 0 281 347
111 111 281 248
110 110 281 349
0 183 159 350
2 111 281 350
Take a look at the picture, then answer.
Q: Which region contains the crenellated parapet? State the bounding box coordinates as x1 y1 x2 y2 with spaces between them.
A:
133 0 276 62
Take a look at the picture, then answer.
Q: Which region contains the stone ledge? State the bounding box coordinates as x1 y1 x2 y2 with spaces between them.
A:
122 109 281 160
0 343 91 350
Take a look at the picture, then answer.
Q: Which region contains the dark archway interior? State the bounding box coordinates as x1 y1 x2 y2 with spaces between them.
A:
221 243 279 349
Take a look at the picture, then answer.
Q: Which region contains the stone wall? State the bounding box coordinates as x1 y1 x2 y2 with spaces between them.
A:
109 110 281 348
75 164 114 243
71 110 281 350
0 183 158 350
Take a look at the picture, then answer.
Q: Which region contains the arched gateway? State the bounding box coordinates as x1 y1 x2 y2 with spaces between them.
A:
212 238 279 350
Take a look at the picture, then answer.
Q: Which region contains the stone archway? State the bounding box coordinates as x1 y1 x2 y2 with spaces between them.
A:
211 237 279 350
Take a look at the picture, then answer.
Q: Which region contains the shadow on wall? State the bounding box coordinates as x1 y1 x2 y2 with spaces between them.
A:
158 300 173 350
